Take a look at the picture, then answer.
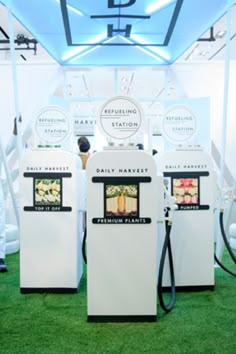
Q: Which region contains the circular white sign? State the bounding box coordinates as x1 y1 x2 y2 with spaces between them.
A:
98 96 143 140
162 105 197 144
35 106 71 145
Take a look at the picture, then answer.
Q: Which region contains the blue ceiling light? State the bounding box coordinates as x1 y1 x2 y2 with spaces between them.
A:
130 34 171 61
67 36 115 64
121 36 166 64
146 0 175 15
0 0 233 66
62 32 107 62
55 0 83 16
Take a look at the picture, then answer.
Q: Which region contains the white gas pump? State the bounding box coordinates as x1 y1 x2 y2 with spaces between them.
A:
19 149 83 293
86 148 164 321
155 149 216 290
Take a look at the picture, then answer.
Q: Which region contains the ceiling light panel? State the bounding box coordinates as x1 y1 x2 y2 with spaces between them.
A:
0 0 233 65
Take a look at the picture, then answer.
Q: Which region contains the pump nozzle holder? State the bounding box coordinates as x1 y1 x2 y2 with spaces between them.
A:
220 188 233 210
164 195 178 222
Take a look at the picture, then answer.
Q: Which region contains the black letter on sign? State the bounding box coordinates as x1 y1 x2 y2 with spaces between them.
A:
108 24 132 37
108 0 136 8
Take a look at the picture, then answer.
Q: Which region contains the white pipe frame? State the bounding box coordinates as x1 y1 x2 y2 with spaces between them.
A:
7 3 22 156
0 1 23 227
216 3 232 260
0 136 19 226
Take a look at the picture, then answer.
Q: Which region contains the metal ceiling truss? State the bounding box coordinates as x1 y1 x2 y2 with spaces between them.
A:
0 27 38 54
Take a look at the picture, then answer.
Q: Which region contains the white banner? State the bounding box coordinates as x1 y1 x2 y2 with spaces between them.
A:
162 97 210 151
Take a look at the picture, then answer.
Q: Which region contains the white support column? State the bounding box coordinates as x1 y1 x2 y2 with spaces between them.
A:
216 4 232 260
7 3 22 157
0 136 19 226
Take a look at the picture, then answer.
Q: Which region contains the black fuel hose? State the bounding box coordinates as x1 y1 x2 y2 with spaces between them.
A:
83 213 177 309
158 221 176 313
82 226 87 264
214 253 236 277
219 211 236 264
82 212 87 264
214 210 236 277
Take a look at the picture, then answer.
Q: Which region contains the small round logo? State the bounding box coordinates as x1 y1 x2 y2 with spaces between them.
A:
35 106 70 145
162 105 197 144
98 96 143 140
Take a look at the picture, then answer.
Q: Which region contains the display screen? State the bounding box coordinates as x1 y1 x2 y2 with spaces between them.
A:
172 177 199 205
35 178 61 206
105 184 138 217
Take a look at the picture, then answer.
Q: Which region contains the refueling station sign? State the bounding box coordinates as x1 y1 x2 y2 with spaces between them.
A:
98 96 144 140
35 105 71 147
162 104 197 144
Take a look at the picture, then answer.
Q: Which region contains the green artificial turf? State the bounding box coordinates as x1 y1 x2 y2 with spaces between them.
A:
1 251 236 354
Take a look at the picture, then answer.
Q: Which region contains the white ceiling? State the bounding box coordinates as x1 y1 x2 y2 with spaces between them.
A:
178 5 236 62
0 3 55 62
0 2 235 118
1 3 236 63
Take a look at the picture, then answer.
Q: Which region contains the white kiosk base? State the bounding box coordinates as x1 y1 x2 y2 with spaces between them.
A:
87 149 163 322
155 150 215 291
20 150 83 293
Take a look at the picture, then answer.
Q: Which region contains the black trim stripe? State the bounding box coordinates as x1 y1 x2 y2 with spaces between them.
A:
92 176 151 183
20 287 78 294
20 54 27 61
24 172 72 178
60 0 72 45
162 285 214 292
23 206 72 212
88 315 156 322
164 171 209 178
90 14 150 19
0 26 9 39
164 0 184 46
66 42 166 47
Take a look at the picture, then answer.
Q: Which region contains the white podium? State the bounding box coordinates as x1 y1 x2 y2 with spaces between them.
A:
19 149 83 293
87 149 164 322
155 150 215 290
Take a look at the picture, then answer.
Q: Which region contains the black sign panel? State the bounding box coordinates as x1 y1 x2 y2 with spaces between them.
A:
164 171 210 211
23 172 72 212
92 176 152 224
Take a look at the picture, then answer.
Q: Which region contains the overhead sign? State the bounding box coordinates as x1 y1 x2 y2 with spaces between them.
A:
34 106 71 147
98 96 144 141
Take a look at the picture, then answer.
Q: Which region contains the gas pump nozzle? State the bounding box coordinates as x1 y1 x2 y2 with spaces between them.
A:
163 185 178 224
220 188 233 211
